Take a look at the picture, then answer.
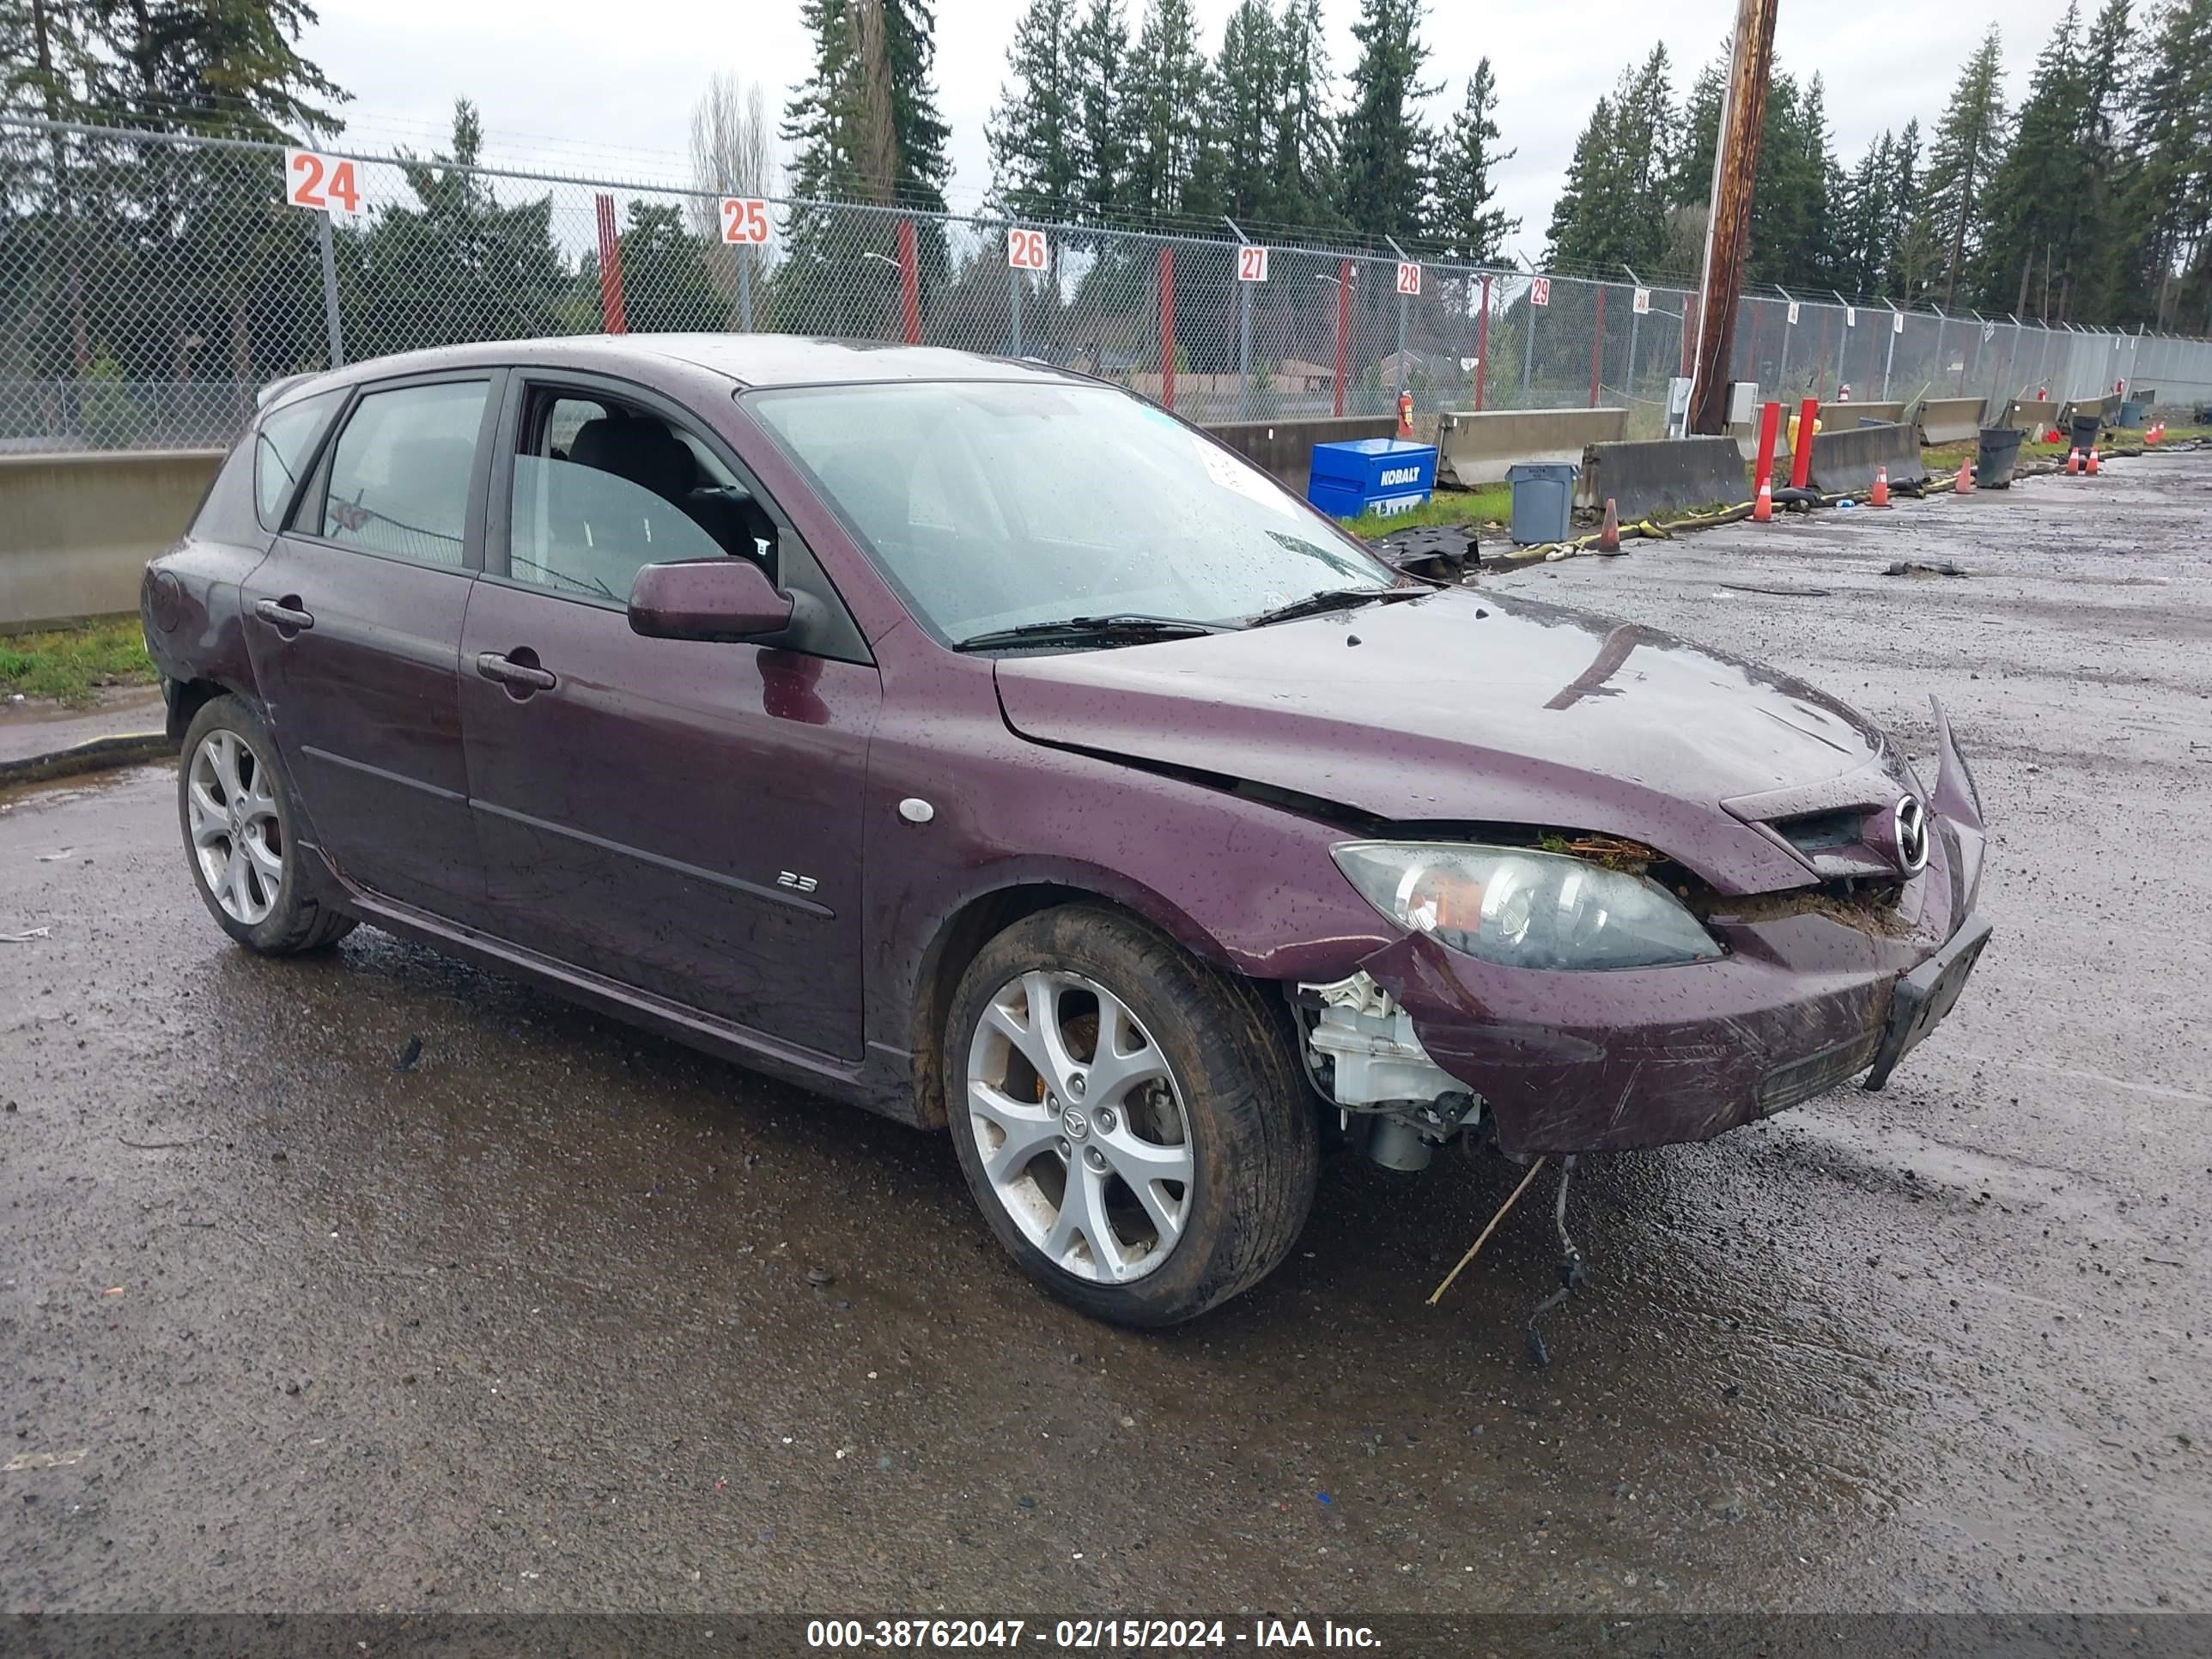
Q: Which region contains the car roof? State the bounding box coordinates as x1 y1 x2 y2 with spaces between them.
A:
261 335 1092 405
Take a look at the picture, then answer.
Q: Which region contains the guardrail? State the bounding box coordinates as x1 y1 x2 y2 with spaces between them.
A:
1913 398 1987 445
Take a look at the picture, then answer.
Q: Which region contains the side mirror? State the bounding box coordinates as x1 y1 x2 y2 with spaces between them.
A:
628 558 794 643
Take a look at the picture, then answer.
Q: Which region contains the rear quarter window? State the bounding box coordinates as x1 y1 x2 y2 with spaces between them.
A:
252 389 345 531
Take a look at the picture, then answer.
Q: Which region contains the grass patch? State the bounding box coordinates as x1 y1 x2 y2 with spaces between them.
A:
0 617 156 706
1340 484 1512 538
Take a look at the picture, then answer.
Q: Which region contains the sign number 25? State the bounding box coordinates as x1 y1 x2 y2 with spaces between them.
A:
720 198 772 245
285 149 359 214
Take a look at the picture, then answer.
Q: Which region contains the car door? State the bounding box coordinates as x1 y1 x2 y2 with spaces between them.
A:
457 371 880 1060
244 370 502 925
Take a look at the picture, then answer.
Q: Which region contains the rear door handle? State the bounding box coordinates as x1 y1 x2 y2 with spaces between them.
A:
475 651 557 691
253 599 314 631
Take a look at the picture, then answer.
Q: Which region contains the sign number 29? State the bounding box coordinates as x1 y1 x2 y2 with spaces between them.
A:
285 149 359 214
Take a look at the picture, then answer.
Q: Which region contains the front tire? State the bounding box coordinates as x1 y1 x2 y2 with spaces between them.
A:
946 905 1318 1328
177 695 356 956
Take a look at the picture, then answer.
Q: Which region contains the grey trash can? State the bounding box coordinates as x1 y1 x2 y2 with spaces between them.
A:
1505 461 1578 545
1975 426 2026 489
2118 398 2146 428
2068 411 2102 456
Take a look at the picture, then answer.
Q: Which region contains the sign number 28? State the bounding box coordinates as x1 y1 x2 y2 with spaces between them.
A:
285 149 359 214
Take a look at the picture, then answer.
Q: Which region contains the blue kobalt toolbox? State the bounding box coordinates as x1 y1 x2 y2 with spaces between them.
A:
1307 438 1438 520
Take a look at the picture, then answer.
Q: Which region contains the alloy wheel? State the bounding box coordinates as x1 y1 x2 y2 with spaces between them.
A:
186 728 284 926
965 969 1195 1284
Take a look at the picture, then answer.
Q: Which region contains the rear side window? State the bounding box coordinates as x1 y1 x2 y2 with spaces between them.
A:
252 389 343 530
319 380 489 566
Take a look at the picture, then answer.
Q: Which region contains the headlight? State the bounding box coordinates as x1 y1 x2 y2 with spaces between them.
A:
1331 841 1723 970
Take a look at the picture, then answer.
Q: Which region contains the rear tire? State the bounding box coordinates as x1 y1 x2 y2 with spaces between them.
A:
177 694 356 956
946 904 1317 1328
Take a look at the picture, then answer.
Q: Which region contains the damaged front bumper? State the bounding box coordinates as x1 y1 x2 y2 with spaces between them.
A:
1339 714 1990 1159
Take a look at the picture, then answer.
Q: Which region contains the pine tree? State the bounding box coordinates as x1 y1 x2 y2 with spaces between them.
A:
1545 50 1668 275
1667 46 1726 209
1889 118 1932 301
1428 56 1516 263
102 0 344 140
1121 0 1211 221
1913 26 2009 305
782 0 951 208
990 0 1083 223
1268 0 1338 228
1205 0 1280 222
1337 0 1434 238
780 0 951 334
2116 0 2211 327
1067 0 1129 223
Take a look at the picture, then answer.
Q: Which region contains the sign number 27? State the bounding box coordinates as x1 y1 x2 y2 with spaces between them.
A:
285 149 359 214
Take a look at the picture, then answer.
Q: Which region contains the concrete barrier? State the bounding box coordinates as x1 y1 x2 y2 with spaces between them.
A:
1914 397 1986 446
1820 398 1905 429
1206 416 1401 494
1 448 221 631
1577 436 1749 520
1804 421 1929 495
2001 398 2060 432
2059 393 2118 428
1432 406 1628 488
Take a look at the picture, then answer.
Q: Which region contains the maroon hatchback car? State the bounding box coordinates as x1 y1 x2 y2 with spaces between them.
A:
142 336 1990 1327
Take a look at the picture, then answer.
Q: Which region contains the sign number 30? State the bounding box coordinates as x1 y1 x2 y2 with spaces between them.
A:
285 149 359 214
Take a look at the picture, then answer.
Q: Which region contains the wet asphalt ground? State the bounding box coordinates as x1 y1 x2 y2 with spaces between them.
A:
1 451 2207 1622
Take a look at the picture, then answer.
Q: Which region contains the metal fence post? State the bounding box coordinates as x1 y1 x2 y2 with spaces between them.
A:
1010 258 1022 356
1522 275 1536 398
1224 218 1251 421
1474 273 1491 412
736 247 754 332
1776 287 1793 394
314 209 344 368
1882 303 1899 400
1385 237 1411 409
1158 245 1176 414
1589 283 1606 409
1332 259 1350 418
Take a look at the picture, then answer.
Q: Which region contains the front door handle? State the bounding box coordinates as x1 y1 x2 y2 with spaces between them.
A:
475 651 557 692
253 598 314 631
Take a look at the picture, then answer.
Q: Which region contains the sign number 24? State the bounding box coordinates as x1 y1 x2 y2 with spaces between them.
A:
285 149 359 214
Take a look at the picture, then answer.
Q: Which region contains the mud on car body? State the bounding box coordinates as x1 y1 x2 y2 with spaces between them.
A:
142 334 1990 1332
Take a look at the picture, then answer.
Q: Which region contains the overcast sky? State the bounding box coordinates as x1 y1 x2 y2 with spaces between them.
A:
300 0 2076 259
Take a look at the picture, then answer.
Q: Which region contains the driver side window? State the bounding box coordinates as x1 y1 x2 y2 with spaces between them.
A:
507 390 775 605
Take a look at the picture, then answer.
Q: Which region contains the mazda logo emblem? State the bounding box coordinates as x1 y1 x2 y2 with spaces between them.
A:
1893 796 1929 877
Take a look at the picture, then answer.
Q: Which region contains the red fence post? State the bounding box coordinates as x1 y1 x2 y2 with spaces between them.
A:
594 193 627 335
1790 396 1819 490
1474 273 1491 412
1589 284 1606 408
1753 399 1782 492
896 220 921 345
1158 246 1176 413
1332 258 1351 418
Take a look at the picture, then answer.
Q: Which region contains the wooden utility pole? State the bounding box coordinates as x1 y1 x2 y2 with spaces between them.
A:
1688 0 1780 435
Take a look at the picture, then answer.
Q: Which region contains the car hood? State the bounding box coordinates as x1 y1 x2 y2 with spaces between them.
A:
993 587 1907 895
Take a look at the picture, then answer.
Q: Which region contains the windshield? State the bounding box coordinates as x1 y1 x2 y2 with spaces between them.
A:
748 380 1395 641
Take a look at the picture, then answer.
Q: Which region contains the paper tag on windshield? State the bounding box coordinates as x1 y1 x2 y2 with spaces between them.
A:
1194 437 1294 517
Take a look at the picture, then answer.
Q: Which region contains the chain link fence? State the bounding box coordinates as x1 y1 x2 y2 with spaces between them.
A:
5 113 2210 457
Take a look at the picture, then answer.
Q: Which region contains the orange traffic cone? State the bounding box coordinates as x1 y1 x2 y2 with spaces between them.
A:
1954 457 1974 495
1753 477 1774 523
2065 447 2081 475
1597 496 1622 553
2148 421 2163 445
2086 446 2100 475
1870 465 1892 507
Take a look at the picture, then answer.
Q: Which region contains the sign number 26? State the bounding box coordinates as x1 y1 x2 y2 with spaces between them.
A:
285 149 360 214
